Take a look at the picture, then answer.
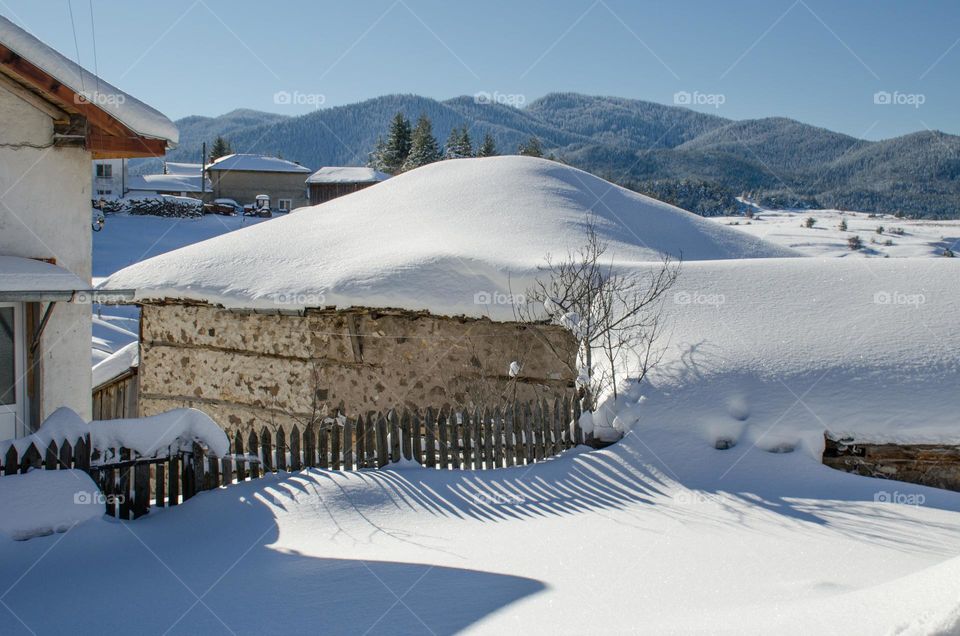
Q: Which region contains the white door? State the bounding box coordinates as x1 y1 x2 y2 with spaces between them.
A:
0 303 25 439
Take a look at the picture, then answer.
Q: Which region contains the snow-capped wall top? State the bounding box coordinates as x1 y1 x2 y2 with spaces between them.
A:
126 173 209 193
164 162 203 177
206 154 311 173
100 156 798 319
306 167 391 184
0 16 178 144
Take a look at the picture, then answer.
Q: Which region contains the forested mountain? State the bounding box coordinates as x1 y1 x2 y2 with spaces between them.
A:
163 93 960 218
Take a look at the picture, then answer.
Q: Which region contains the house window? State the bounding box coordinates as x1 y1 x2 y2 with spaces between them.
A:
97 189 112 196
95 163 113 179
278 198 292 212
0 304 24 439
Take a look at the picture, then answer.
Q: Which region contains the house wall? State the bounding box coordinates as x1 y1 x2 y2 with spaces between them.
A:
209 170 309 208
307 182 376 206
0 83 93 422
138 304 578 435
91 158 126 197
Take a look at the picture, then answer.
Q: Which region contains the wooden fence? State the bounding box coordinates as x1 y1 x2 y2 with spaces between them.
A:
0 399 585 520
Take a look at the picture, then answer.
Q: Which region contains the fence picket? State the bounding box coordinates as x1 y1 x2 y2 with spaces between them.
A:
343 416 354 471
492 407 503 469
247 430 260 479
504 407 514 468
562 395 572 448
573 397 583 446
462 410 473 469
276 427 287 473
290 425 301 471
133 461 150 518
389 411 401 463
401 411 413 461
168 456 179 506
330 420 341 470
235 432 247 482
437 410 449 470
376 414 388 468
119 448 132 520
156 463 166 508
303 424 315 469
260 428 273 473
425 408 436 468
319 421 329 469
411 412 423 466
449 411 461 470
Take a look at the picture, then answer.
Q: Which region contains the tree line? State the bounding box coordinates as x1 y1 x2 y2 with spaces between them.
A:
368 112 545 174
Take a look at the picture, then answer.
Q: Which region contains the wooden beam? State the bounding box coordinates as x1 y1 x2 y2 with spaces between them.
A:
87 127 166 158
0 42 168 157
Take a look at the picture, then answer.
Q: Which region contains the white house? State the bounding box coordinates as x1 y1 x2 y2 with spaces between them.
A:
92 158 127 197
0 16 177 437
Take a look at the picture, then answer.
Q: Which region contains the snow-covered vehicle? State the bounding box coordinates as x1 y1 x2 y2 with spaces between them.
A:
206 198 241 216
243 194 272 218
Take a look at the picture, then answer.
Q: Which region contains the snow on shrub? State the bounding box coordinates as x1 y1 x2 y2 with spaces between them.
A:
0 469 103 540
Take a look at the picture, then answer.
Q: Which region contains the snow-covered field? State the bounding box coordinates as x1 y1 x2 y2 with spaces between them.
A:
38 158 958 634
710 209 960 258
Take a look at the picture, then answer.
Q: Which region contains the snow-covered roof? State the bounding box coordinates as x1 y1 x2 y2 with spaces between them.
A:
164 162 203 177
92 341 139 389
99 156 797 318
126 173 210 193
0 16 178 145
306 167 391 184
0 256 87 301
206 154 310 173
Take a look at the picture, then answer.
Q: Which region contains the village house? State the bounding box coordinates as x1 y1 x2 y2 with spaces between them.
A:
306 166 390 205
0 16 176 437
206 153 311 211
126 161 210 198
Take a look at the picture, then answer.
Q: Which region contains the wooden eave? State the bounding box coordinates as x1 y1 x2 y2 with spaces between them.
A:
0 41 168 158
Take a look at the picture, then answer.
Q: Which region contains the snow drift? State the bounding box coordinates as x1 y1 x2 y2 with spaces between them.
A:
599 257 960 449
100 156 797 319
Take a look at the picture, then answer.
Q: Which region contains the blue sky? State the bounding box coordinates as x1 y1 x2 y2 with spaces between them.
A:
2 0 957 140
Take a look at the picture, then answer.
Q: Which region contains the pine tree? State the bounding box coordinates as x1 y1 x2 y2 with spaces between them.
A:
444 126 473 159
209 136 232 163
369 112 412 174
402 114 441 171
518 136 543 157
477 133 497 157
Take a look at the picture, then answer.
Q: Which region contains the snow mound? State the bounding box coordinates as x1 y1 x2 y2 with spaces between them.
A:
625 257 960 450
101 156 797 319
0 469 102 540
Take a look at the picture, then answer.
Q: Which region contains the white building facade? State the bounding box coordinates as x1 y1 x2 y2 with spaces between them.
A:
0 17 176 437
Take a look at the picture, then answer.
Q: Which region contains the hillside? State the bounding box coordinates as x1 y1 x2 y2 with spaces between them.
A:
163 92 960 218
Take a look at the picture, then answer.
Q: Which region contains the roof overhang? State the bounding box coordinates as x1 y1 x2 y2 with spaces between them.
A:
0 256 134 303
0 42 170 158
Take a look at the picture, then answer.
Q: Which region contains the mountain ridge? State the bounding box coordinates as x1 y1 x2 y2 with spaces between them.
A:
162 92 960 218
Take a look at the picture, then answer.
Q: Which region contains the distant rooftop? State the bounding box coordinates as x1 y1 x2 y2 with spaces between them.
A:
206 154 310 173
306 167 391 184
127 173 210 193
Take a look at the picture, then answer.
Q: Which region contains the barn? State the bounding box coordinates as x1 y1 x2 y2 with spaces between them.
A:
99 156 794 436
306 166 390 205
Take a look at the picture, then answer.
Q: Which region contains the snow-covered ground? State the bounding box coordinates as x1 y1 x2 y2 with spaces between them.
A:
44 160 958 634
710 209 960 258
2 429 960 634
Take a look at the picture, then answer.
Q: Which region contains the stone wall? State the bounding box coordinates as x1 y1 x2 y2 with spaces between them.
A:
823 435 960 492
139 303 578 436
